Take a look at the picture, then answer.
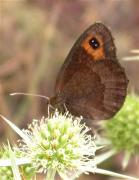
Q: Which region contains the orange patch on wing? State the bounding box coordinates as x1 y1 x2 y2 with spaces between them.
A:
81 34 105 61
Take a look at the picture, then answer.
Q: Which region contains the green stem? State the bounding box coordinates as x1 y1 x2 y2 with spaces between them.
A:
46 169 56 180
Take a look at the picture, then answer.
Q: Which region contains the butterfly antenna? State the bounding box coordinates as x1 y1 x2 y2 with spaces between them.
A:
10 92 50 102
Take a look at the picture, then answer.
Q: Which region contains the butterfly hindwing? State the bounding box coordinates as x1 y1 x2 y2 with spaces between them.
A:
51 23 128 120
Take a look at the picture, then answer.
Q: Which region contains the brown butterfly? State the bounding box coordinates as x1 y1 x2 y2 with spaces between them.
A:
50 23 128 121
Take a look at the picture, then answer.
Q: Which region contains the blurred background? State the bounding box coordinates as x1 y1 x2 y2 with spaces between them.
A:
0 0 139 179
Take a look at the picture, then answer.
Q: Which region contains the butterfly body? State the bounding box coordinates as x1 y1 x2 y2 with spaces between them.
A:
50 23 128 120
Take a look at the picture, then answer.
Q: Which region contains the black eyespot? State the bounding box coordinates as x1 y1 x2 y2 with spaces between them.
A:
89 37 100 49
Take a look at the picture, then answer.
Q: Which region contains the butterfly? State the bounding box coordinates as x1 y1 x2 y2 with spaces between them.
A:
50 22 128 121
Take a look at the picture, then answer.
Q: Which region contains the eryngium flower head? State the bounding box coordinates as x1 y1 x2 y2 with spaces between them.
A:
0 146 35 180
20 111 96 178
104 95 139 159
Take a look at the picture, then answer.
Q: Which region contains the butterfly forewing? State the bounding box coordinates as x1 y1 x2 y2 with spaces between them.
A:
51 23 128 120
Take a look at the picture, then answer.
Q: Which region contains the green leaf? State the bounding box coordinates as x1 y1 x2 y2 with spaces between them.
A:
0 114 32 145
8 142 21 180
95 168 139 180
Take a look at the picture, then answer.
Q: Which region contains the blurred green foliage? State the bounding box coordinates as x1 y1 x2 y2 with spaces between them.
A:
0 146 35 180
104 95 139 157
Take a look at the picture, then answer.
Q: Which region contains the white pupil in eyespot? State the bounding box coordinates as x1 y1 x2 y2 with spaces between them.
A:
89 38 100 49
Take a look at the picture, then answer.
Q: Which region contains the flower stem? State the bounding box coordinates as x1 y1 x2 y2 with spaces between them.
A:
46 169 56 180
